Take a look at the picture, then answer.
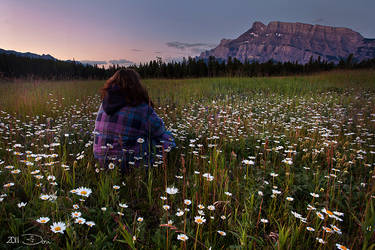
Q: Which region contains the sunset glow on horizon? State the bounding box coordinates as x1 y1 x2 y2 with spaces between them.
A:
1 0 374 66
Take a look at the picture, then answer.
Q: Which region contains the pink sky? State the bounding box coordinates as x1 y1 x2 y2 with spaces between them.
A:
2 3 158 64
1 0 374 66
0 1 200 65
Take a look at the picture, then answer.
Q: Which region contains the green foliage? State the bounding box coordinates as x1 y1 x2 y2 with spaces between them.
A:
2 51 375 80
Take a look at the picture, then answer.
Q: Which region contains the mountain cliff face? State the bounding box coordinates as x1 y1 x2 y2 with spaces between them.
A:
200 21 375 64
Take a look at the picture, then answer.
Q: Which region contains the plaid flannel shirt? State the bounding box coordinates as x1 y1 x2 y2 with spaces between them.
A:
93 103 175 166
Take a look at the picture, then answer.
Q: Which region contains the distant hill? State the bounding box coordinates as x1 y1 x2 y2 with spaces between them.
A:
200 21 375 64
0 49 113 80
0 49 90 65
0 48 58 61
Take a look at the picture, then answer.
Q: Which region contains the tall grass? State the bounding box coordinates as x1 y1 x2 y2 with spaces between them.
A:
1 69 374 117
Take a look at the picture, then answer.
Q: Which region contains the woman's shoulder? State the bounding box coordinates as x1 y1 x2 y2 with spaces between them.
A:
118 102 152 113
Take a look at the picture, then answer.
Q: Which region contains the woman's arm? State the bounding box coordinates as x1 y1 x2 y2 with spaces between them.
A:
147 107 176 149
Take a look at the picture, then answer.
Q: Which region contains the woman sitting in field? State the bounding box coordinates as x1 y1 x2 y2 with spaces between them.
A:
93 69 175 172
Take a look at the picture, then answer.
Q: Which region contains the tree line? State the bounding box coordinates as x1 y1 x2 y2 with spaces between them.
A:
1 52 374 81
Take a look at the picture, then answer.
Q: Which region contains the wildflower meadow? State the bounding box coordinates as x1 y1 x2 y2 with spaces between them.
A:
0 70 374 249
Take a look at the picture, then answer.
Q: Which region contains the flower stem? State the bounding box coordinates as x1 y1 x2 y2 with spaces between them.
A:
194 224 200 250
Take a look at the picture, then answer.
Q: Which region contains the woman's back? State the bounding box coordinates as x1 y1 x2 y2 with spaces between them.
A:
94 102 175 167
94 103 149 157
93 68 175 170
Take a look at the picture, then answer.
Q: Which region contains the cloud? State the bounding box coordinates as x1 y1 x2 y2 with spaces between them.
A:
163 56 185 63
108 59 135 65
79 60 107 65
166 41 216 50
154 51 162 54
191 47 209 54
313 18 325 23
79 59 135 66
166 41 218 57
131 49 143 52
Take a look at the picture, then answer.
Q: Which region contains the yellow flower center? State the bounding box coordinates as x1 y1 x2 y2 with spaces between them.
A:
81 191 87 195
41 220 46 223
55 226 61 231
326 210 333 215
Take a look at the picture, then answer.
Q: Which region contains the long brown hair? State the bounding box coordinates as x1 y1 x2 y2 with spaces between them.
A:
101 69 153 107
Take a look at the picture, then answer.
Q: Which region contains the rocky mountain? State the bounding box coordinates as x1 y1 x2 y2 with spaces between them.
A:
0 48 57 61
200 21 375 64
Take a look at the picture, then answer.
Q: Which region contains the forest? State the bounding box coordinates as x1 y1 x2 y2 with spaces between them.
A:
1 52 375 80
